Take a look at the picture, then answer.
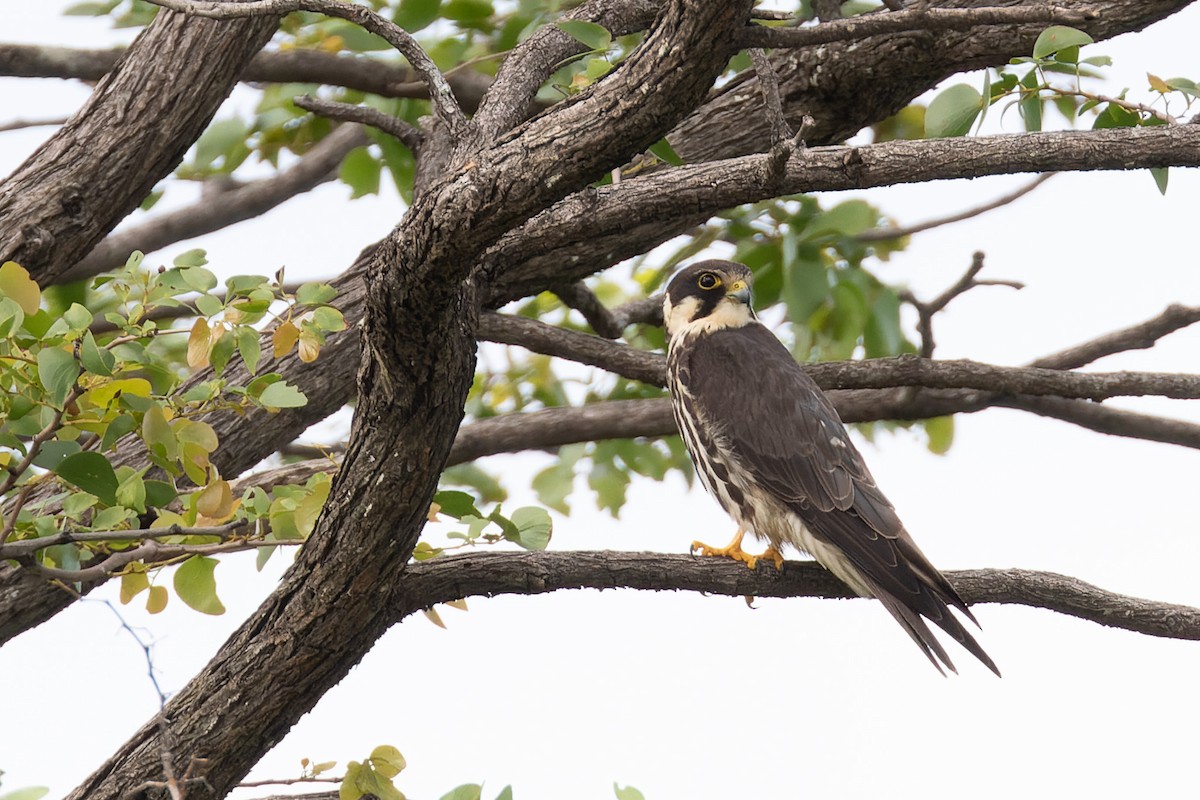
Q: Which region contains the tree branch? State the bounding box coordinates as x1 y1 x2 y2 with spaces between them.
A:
1031 304 1200 370
485 124 1200 304
63 124 367 283
0 43 494 109
144 0 469 139
395 551 1200 642
857 173 1054 242
739 5 1100 49
293 96 422 151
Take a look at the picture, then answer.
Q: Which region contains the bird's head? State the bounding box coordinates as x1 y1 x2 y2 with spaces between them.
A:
662 260 755 341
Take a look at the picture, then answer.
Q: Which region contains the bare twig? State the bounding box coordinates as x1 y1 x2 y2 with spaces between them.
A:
293 96 423 151
1031 304 1200 371
900 251 1023 357
1045 85 1177 126
749 48 792 146
0 116 68 133
396 552 1200 642
0 519 251 560
740 5 1101 49
551 282 628 339
143 0 469 138
857 173 1054 242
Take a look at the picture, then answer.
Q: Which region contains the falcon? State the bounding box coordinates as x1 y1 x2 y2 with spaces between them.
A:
663 260 998 676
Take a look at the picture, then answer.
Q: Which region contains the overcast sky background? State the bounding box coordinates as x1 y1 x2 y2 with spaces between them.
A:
3 3 1200 799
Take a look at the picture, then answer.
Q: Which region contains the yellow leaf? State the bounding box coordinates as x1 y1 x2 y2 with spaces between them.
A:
142 405 178 461
444 599 469 612
1148 72 1171 93
0 261 41 315
84 377 152 409
298 329 321 363
427 502 441 522
146 584 168 614
369 745 406 779
423 607 446 629
188 317 211 368
273 320 299 358
195 478 233 520
120 571 149 604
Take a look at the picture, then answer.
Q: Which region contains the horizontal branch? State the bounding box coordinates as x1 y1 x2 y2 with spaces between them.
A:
487 124 1200 303
0 43 494 109
395 551 1200 641
481 311 1200 402
63 124 368 282
293 96 422 150
0 519 248 559
740 5 1099 49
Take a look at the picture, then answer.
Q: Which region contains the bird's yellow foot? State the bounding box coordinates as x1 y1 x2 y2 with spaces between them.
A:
690 529 781 570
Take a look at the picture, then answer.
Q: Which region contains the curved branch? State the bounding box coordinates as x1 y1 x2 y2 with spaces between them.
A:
64 124 368 282
145 0 468 138
293 97 422 150
395 551 1200 641
1031 304 1200 370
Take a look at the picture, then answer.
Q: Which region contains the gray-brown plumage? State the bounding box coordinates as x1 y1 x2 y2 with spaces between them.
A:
663 259 998 676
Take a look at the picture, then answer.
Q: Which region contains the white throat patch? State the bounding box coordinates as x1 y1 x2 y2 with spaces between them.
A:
663 294 754 345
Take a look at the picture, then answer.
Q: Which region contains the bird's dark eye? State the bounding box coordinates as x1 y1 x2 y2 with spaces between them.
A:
697 273 721 290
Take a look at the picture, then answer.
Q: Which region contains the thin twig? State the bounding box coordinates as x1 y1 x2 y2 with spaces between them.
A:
749 48 792 146
293 96 423 151
143 0 468 138
899 251 1023 357
1031 304 1200 371
857 173 1054 241
1045 85 1176 125
0 117 68 133
0 519 250 559
740 5 1101 49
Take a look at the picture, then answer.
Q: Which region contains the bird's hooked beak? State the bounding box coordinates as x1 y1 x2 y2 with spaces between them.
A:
726 280 751 307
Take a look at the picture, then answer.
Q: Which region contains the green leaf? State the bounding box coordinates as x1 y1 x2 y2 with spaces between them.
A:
37 346 78 408
313 306 347 332
1033 26 1094 59
809 199 877 237
1150 167 1169 195
648 137 683 166
141 405 179 462
0 296 25 338
532 461 574 515
555 19 612 51
613 784 645 800
296 282 338 305
0 261 41 316
64 0 120 14
55 451 120 506
393 0 442 32
510 506 552 551
369 745 407 779
80 331 116 376
258 380 308 409
924 83 982 138
63 302 93 331
924 415 955 455
433 490 482 519
440 786 482 800
0 788 50 800
116 469 148 514
494 788 513 800
588 461 629 517
194 293 224 318
237 325 262 375
31 440 82 471
63 491 100 519
193 119 248 169
340 146 382 199
173 555 226 615
444 0 493 23
144 479 178 509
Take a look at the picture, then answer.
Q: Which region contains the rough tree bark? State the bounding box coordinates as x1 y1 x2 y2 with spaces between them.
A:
64 1 754 796
0 8 278 285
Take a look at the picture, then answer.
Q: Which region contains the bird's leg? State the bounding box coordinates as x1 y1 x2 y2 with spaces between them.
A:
691 528 782 570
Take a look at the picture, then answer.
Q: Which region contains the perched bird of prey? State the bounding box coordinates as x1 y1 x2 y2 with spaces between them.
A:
663 260 998 676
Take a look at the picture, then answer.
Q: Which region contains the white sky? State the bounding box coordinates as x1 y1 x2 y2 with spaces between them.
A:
3 3 1200 800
